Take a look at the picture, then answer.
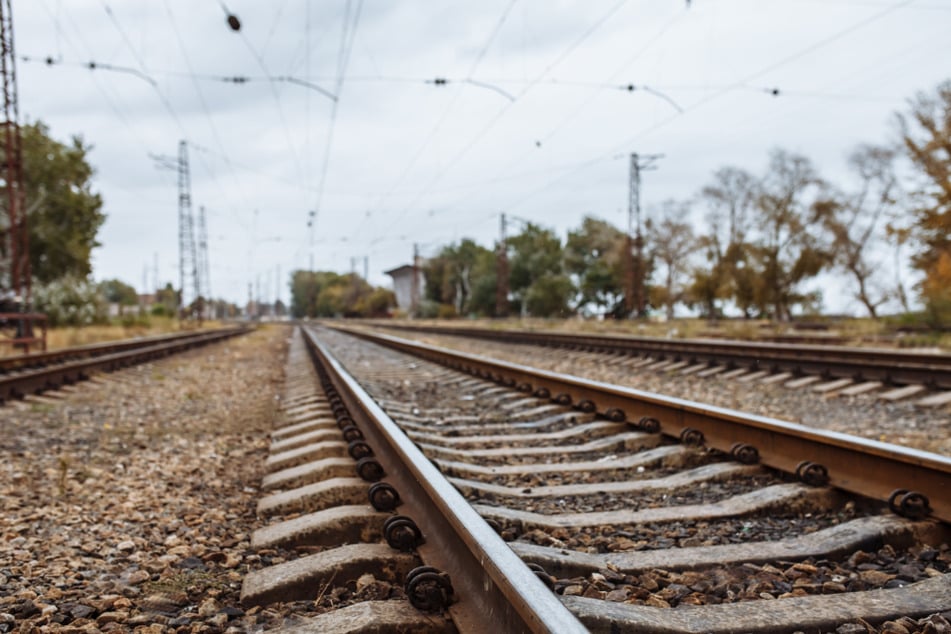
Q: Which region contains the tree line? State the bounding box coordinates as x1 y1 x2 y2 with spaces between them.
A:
418 80 951 325
2 122 244 326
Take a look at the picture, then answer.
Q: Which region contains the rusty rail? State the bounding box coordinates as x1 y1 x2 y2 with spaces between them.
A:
0 326 250 402
300 325 588 634
333 324 951 524
374 323 951 390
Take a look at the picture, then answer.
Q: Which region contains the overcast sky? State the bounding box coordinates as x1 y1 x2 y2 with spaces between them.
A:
13 0 951 310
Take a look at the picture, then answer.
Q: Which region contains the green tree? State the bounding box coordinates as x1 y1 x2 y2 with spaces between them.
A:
467 249 499 317
99 278 139 315
424 239 492 316
751 149 834 320
8 122 106 284
690 167 757 319
290 269 393 318
898 79 951 324
507 223 574 317
564 216 626 316
153 283 178 316
647 200 696 321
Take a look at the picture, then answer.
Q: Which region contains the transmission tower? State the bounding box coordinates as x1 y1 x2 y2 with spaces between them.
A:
176 140 200 315
0 0 29 306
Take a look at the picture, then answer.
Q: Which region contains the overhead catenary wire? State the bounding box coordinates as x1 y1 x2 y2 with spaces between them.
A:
161 0 243 222
348 0 522 245
217 0 307 184
371 0 633 244
310 0 364 255
24 54 907 106
500 0 919 223
33 0 155 153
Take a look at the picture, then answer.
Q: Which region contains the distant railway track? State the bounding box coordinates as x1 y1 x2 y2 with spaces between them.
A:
374 322 951 394
0 326 250 403
242 325 951 633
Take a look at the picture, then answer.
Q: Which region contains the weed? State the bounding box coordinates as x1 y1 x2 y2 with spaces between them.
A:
57 455 70 495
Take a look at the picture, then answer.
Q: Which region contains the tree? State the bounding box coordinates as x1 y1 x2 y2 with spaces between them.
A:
152 283 178 316
507 223 574 317
822 145 900 318
289 270 394 318
424 239 493 316
897 80 951 323
565 216 626 316
751 149 834 320
690 167 758 318
647 200 696 321
98 278 139 315
32 275 108 327
3 122 106 284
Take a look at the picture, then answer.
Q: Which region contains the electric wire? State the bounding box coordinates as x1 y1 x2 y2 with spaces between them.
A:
371 0 632 244
32 0 157 170
349 0 521 245
217 1 307 184
99 1 187 136
422 5 687 228
403 0 920 250
501 0 919 224
311 0 364 251
161 0 242 223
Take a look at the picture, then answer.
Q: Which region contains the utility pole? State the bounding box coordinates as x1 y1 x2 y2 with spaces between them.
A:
410 243 420 318
197 204 211 304
363 256 368 281
625 152 662 318
495 213 509 318
153 253 159 293
0 0 30 307
307 210 316 272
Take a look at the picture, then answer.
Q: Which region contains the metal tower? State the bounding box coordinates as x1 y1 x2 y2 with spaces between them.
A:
0 0 29 305
177 140 200 315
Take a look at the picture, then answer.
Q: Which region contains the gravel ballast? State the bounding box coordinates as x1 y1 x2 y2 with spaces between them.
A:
0 326 319 633
379 330 951 456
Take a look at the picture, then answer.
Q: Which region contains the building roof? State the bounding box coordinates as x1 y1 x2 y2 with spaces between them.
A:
384 264 417 276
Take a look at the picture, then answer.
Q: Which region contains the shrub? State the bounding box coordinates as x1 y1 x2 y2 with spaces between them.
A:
32 276 109 327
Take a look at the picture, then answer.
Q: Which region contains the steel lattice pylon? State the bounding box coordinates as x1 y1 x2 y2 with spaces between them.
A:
0 0 29 305
177 140 201 315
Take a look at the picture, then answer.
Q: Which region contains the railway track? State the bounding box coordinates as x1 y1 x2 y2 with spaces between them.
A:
373 322 951 403
0 326 249 403
243 324 951 633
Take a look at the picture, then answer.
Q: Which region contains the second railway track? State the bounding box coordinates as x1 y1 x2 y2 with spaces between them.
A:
242 325 951 633
0 326 249 404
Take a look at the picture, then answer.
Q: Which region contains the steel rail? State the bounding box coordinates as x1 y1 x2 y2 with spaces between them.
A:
0 328 242 374
374 323 951 389
300 326 588 634
333 324 951 523
0 326 249 402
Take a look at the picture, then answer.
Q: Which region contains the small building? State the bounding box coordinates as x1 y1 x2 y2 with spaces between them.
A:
385 264 424 312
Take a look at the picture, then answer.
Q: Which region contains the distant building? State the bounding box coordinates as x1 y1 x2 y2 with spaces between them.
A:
385 264 424 312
